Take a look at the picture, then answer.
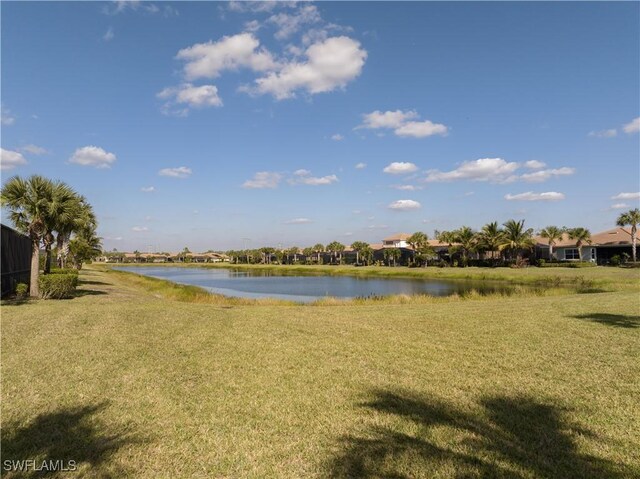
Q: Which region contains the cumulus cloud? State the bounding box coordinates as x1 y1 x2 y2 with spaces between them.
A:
610 203 630 210
588 129 617 138
355 162 366 169
623 117 640 134
284 218 313 224
268 4 322 40
176 32 278 80
288 169 338 185
158 83 222 114
424 158 575 184
612 192 640 200
246 36 367 99
331 133 344 141
19 144 48 155
158 166 192 178
504 192 565 201
1 105 15 126
357 109 447 138
69 146 117 168
519 167 575 183
383 162 418 175
388 199 421 211
0 148 28 170
141 186 155 192
242 171 282 189
425 158 519 183
131 226 149 232
524 160 546 169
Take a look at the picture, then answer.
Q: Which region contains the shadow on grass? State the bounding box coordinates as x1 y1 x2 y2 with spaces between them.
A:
330 390 628 479
1 402 139 478
572 313 640 329
73 289 108 298
78 280 110 286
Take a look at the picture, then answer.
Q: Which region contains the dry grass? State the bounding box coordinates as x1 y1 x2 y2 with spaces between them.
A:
1 267 639 478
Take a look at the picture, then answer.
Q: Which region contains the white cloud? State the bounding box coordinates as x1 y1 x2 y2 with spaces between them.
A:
0 148 28 170
246 36 367 100
227 1 294 13
331 133 344 141
242 171 282 189
289 170 338 185
623 117 640 134
357 109 448 138
158 83 222 114
103 27 114 41
388 199 421 211
131 226 149 232
244 20 261 33
19 144 48 155
383 162 418 175
268 4 322 40
612 192 640 200
394 120 448 138
425 158 519 183
524 160 546 169
611 203 630 210
141 186 155 193
393 184 422 191
158 166 192 178
176 32 278 81
358 110 418 130
520 167 575 183
355 162 366 169
588 129 617 138
1 105 15 126
284 218 313 224
104 1 175 16
504 192 565 202
69 146 117 168
367 224 389 230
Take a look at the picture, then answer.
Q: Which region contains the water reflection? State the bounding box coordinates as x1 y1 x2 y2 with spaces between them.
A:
115 267 523 303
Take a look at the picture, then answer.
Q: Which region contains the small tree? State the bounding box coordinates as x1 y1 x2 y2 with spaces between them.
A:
539 226 565 261
567 227 592 261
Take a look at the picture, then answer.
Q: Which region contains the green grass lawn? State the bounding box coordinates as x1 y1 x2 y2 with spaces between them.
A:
2 267 639 478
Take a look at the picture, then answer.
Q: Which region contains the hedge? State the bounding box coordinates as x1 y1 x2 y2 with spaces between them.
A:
39 273 78 299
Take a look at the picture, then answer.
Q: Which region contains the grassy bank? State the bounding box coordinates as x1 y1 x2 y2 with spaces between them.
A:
2 267 639 477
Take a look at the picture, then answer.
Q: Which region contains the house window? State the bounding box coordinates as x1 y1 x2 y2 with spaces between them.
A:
591 248 596 260
565 248 579 260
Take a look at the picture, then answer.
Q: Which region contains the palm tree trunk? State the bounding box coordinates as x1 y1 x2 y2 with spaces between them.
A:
632 226 637 262
30 240 40 297
549 243 554 261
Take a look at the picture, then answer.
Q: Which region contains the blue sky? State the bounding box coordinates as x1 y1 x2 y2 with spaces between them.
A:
2 1 639 252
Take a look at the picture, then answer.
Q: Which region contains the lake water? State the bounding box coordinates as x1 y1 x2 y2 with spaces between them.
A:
116 266 523 302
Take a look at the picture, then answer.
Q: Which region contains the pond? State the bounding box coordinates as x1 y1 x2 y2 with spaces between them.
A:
115 266 527 303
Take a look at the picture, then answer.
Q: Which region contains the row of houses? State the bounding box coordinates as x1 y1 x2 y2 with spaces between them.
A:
98 252 229 263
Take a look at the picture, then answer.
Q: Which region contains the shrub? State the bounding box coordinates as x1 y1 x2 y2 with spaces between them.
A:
610 255 621 267
15 283 29 299
39 274 78 299
49 268 79 276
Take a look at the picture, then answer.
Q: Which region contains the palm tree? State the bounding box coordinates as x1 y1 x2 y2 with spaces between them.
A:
616 208 640 262
453 226 476 265
539 226 564 261
0 175 60 297
41 181 79 273
56 196 96 269
383 247 401 266
407 232 428 266
287 246 299 264
478 222 504 265
312 243 324 264
350 241 369 265
302 247 315 264
567 227 592 261
361 245 374 266
500 219 535 263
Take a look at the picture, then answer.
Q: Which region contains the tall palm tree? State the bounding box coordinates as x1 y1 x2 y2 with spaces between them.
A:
383 247 401 266
407 231 428 266
567 227 592 261
350 241 369 265
616 208 640 262
1 175 55 297
453 226 476 265
302 247 315 264
539 226 564 261
478 222 504 264
42 181 79 273
312 243 324 264
500 219 535 263
56 196 96 269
